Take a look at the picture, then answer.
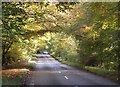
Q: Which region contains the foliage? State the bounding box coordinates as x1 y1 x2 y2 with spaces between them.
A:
2 1 119 82
5 42 30 65
71 2 119 82
2 2 78 66
72 2 119 70
43 32 79 63
2 2 28 65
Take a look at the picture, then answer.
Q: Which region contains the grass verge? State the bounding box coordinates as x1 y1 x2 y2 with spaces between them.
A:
2 68 30 86
84 66 119 83
59 60 119 84
2 59 37 86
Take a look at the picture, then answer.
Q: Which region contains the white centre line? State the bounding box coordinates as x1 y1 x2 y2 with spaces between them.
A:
58 71 61 73
64 76 68 79
75 86 78 87
30 80 34 85
46 60 49 63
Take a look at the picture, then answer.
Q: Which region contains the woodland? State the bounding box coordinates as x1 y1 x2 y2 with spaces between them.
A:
1 2 120 83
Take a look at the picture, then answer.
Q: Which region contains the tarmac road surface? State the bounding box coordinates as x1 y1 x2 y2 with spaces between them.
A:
25 54 119 86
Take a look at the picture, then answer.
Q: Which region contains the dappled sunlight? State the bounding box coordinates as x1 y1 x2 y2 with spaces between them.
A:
2 2 119 84
23 24 44 31
28 60 36 64
1 69 30 75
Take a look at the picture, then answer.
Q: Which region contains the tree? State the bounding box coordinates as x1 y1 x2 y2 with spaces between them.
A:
2 2 79 65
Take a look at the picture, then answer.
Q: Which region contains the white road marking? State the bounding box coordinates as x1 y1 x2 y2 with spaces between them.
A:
46 60 49 63
64 76 68 79
75 86 78 87
30 81 34 85
58 71 61 73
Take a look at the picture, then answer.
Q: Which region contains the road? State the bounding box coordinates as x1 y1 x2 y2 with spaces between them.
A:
25 54 119 86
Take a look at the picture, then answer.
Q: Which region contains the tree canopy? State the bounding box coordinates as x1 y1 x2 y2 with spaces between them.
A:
2 1 119 82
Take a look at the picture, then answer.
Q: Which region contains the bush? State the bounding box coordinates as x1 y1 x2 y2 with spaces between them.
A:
4 42 31 66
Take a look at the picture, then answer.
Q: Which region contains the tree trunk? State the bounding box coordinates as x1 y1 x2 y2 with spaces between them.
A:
2 41 13 65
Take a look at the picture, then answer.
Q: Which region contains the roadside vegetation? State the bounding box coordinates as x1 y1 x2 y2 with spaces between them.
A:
2 69 30 85
1 1 120 85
